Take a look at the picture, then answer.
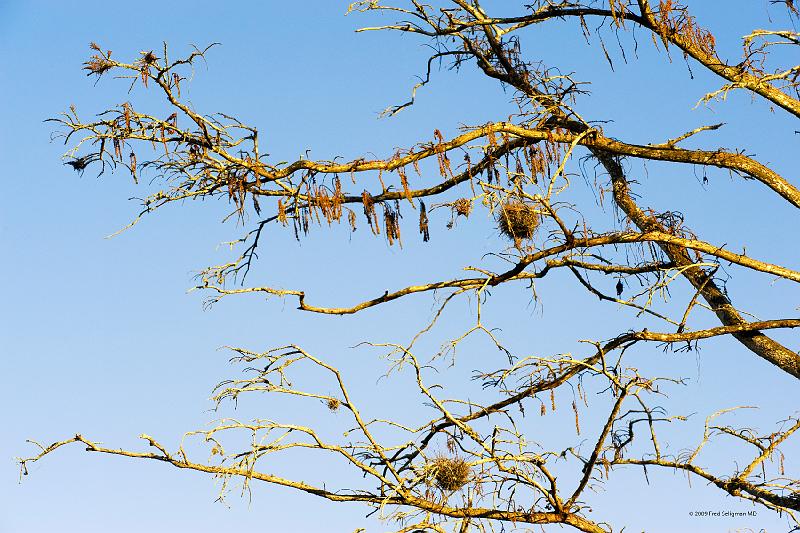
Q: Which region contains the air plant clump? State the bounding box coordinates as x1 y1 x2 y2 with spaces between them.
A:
452 198 472 218
427 455 471 492
83 42 114 77
139 50 159 65
497 200 540 240
210 444 224 457
65 155 93 173
326 397 341 412
83 56 114 77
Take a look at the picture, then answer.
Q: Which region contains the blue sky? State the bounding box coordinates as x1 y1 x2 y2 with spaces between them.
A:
2 1 799 532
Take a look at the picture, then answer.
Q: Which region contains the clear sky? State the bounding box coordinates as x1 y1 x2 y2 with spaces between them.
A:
2 1 799 532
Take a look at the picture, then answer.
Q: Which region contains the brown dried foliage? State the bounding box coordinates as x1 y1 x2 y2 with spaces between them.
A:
312 180 344 226
655 0 716 56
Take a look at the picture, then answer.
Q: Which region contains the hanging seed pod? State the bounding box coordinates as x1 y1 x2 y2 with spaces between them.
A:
419 200 430 242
